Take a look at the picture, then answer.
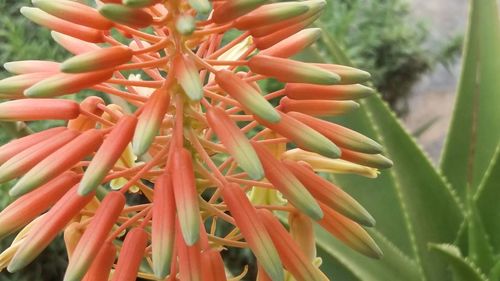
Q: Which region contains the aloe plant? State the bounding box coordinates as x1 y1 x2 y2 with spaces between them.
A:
312 0 500 280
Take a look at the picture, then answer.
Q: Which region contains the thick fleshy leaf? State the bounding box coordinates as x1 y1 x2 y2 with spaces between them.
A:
474 145 500 251
429 244 487 281
440 0 500 199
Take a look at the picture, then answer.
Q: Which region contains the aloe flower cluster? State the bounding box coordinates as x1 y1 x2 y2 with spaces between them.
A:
0 0 392 280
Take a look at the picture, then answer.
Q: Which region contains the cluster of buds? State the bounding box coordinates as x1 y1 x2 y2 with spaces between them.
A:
0 0 392 280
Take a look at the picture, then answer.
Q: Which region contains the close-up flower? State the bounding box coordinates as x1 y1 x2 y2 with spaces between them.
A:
0 0 394 280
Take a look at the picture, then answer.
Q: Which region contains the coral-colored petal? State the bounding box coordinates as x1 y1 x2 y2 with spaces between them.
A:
61 46 133 73
82 242 116 281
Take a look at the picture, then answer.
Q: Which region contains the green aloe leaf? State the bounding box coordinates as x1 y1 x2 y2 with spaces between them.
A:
429 244 487 281
310 13 464 281
474 144 500 251
316 227 420 281
440 0 500 199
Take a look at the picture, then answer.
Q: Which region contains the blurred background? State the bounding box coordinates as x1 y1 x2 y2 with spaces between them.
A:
0 0 471 280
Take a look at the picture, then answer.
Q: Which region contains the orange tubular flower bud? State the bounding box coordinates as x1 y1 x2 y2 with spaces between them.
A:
0 99 80 121
318 203 383 259
206 106 264 180
79 116 138 195
284 83 374 100
61 46 133 73
64 192 126 281
215 70 281 123
32 0 113 30
253 12 321 50
251 142 323 220
176 225 203 281
0 127 66 165
133 87 170 156
0 172 80 240
68 96 105 131
3 60 60 74
51 32 100 55
234 2 310 30
211 0 268 24
20 7 103 43
25 69 114 98
201 249 227 281
258 209 325 281
173 54 203 101
172 148 201 246
249 0 325 37
99 4 153 28
9 129 104 197
152 173 176 279
221 183 284 281
248 55 340 85
315 63 371 85
7 186 95 273
340 148 393 169
260 28 322 58
255 112 341 158
111 228 149 281
0 72 51 98
287 111 383 154
0 129 80 183
280 97 359 117
283 159 375 226
82 242 116 281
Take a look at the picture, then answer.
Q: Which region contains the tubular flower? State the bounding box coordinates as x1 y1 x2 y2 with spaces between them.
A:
0 0 392 280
